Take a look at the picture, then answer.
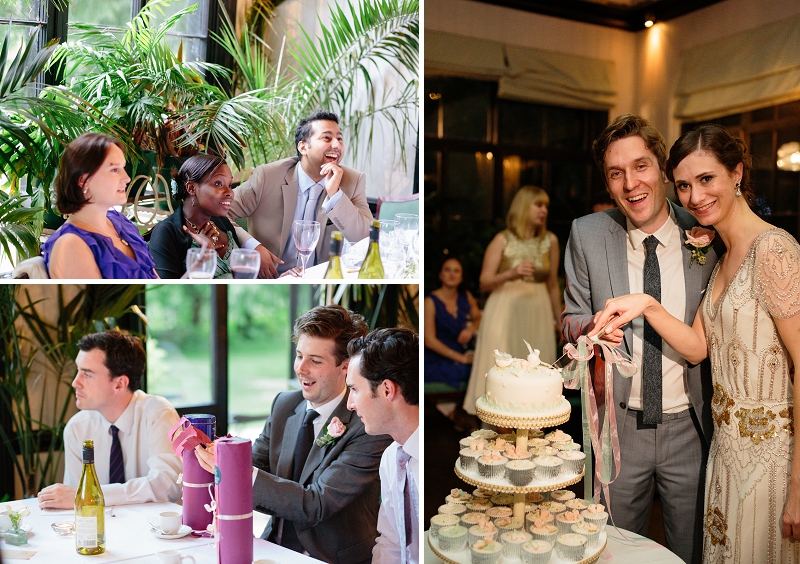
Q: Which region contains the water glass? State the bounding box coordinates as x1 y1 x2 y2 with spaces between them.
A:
394 213 419 250
342 239 366 271
229 248 260 279
378 219 398 251
186 248 216 279
380 245 406 279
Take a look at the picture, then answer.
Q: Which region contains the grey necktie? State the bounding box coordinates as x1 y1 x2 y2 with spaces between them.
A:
397 446 414 563
642 235 662 425
303 183 324 221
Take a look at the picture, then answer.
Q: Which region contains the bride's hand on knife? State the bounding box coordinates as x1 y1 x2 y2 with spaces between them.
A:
589 294 655 343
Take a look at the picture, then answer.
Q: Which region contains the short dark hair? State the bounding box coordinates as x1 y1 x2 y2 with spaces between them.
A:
55 133 126 214
666 123 755 206
347 327 418 405
171 154 225 201
77 329 145 392
591 114 668 178
292 305 368 366
294 110 340 158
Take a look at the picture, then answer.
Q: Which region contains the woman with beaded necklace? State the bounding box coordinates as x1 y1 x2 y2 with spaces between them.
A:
43 133 158 279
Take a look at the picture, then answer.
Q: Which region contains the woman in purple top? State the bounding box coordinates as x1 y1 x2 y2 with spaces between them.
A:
42 133 158 279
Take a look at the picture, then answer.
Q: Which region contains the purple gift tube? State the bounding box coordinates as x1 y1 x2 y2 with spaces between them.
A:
215 437 254 564
182 414 216 531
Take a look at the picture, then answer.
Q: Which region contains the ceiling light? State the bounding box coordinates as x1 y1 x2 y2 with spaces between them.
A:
777 142 800 172
644 13 656 28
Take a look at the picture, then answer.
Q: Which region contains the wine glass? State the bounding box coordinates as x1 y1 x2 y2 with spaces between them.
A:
380 245 406 279
229 248 260 279
394 213 419 252
186 248 216 279
378 219 398 252
292 220 321 277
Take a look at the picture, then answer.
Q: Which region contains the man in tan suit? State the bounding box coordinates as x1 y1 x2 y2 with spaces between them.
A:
229 110 372 274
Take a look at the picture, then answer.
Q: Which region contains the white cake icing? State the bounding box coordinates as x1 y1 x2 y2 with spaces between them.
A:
481 345 565 414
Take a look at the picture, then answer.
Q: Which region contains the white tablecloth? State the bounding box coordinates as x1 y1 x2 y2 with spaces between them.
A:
424 528 684 563
1 499 322 563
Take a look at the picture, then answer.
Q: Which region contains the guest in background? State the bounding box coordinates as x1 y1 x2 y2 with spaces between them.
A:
195 305 391 564
149 155 285 279
346 327 419 564
462 186 561 416
424 257 481 389
43 133 158 278
591 191 616 214
37 330 181 508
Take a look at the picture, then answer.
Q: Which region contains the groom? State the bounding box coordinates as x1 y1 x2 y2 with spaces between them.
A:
562 114 721 563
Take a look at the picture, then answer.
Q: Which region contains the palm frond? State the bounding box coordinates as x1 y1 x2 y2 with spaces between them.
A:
0 193 43 263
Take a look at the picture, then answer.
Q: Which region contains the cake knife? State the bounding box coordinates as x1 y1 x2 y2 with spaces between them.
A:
550 314 620 369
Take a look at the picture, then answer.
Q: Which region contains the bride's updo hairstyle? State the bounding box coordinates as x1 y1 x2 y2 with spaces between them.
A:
666 123 755 207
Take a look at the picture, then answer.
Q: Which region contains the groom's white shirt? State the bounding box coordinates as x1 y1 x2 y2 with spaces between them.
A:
625 206 689 413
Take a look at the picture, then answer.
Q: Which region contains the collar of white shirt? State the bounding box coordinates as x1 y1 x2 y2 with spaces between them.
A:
626 204 678 251
305 387 347 437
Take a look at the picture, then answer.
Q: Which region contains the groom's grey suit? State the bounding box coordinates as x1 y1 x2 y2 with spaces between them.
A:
251 389 392 564
562 201 721 564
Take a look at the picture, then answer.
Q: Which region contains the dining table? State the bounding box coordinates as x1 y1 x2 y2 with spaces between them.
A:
0 498 323 563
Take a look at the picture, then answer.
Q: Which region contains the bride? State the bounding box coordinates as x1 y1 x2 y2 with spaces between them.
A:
592 123 800 562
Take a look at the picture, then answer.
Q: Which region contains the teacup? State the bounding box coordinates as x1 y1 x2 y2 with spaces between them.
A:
0 510 11 533
156 550 195 564
159 511 182 535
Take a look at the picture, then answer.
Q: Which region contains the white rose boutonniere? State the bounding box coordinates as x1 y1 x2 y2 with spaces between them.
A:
684 227 716 267
315 416 346 447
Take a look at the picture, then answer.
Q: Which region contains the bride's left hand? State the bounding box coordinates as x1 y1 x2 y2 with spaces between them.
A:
782 484 800 539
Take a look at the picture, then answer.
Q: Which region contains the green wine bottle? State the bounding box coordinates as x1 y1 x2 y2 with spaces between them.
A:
358 220 384 279
324 231 344 279
75 439 105 555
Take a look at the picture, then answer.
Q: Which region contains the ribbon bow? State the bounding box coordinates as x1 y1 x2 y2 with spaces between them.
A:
559 335 637 507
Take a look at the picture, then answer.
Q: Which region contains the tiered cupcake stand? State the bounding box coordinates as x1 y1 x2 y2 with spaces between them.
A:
428 398 606 564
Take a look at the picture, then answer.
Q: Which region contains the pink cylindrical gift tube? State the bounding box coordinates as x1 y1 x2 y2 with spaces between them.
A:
215 437 254 564
182 448 214 531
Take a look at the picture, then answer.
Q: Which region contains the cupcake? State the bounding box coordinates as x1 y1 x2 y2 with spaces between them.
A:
445 488 473 505
525 492 545 504
487 437 510 452
581 504 609 532
504 442 533 461
545 429 572 445
459 446 483 472
521 539 554 564
472 429 498 441
496 432 517 442
468 517 499 545
533 456 563 480
549 489 576 502
529 428 544 439
477 451 508 479
473 488 495 500
430 513 460 539
532 445 559 457
557 451 586 474
572 521 600 547
528 519 558 545
438 503 467 517
526 508 554 525
489 493 514 507
538 501 566 515
465 499 494 513
486 506 513 521
470 538 504 564
438 525 468 552
461 512 487 528
565 498 590 512
500 529 533 559
460 436 487 449
555 533 588 561
555 440 582 451
528 438 550 449
494 517 524 535
555 509 584 535
506 459 536 486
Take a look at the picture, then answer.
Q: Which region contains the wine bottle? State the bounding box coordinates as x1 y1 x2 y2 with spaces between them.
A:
358 220 384 279
75 439 105 555
324 231 344 279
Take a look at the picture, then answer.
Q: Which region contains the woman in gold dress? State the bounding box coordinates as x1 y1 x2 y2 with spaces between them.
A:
592 124 800 563
462 186 562 416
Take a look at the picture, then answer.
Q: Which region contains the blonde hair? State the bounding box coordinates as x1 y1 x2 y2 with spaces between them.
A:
506 186 549 240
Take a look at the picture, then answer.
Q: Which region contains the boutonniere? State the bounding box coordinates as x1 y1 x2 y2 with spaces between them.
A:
315 416 346 447
684 227 716 267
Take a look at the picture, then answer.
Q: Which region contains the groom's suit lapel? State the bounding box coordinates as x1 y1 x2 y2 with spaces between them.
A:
606 210 633 355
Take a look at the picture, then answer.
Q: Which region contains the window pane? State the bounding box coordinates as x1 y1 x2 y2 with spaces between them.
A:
546 107 583 150
551 160 589 230
502 155 544 212
444 151 492 220
166 36 206 63
153 0 208 37
69 0 131 27
498 99 544 146
146 285 212 408
227 285 292 440
750 131 773 170
442 78 492 142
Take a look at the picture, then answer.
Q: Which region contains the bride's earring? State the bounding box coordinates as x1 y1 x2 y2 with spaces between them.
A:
735 182 742 197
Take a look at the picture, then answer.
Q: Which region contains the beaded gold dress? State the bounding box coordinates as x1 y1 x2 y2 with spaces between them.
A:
703 228 800 564
463 230 557 414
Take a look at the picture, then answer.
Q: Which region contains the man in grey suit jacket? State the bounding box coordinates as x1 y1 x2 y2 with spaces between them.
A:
562 114 721 564
196 305 391 564
229 110 373 274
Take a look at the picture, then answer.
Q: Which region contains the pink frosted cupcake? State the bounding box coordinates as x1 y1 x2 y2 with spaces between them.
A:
555 532 588 561
445 488 473 505
487 437 510 453
461 511 488 528
549 489 576 502
572 521 600 547
528 519 558 545
494 516 524 535
581 503 608 532
521 539 554 564
538 501 566 515
486 506 513 522
470 538 504 564
460 436 487 449
565 498 590 512
430 513 460 539
465 499 494 513
526 508 554 526
544 429 572 446
555 509 584 535
468 516 499 545
473 488 494 500
504 442 533 461
477 451 508 479
500 529 533 559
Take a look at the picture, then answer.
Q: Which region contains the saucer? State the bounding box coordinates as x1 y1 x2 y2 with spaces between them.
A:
153 524 191 539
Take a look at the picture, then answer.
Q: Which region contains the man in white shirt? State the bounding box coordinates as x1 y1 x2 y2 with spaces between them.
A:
562 114 722 563
37 330 181 508
228 110 373 274
346 328 419 564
